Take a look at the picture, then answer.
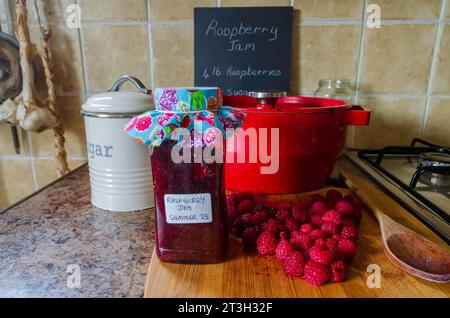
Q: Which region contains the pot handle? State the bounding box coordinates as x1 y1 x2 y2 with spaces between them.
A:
344 105 372 126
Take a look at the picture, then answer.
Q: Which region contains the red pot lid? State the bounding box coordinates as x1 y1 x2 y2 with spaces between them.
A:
223 95 351 113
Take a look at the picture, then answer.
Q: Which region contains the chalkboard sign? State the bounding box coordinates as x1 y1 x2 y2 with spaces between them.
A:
194 7 293 95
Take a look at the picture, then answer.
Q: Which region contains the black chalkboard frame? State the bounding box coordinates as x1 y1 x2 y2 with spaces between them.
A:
194 6 294 96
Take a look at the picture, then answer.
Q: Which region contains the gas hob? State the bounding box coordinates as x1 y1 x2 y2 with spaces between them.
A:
346 138 450 244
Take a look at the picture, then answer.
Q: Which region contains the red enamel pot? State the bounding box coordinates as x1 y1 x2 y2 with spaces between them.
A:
223 95 371 194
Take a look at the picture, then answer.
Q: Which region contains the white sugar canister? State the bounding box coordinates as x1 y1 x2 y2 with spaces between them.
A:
81 75 154 212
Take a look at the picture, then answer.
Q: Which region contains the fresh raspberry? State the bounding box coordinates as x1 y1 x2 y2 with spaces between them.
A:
296 199 310 211
341 225 359 242
331 260 347 283
337 239 357 260
326 238 339 252
311 193 326 203
279 231 290 241
253 201 266 213
321 222 341 236
292 207 309 224
262 219 280 234
238 199 255 215
311 214 324 228
309 247 336 265
226 196 239 226
283 251 305 277
342 217 358 228
276 209 291 223
326 200 336 210
326 189 343 202
256 231 278 255
322 210 342 225
335 200 354 216
252 211 269 225
300 223 314 234
285 218 299 232
266 206 277 218
290 231 314 251
278 224 288 235
313 238 327 250
275 239 294 261
304 260 330 286
241 213 254 227
332 234 342 241
303 248 311 260
241 227 258 247
309 201 327 215
234 192 255 205
231 218 245 237
278 201 293 211
309 229 326 240
344 194 354 203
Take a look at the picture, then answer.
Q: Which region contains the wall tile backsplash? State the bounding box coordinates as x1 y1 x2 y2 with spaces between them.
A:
292 25 360 93
294 0 364 19
359 24 437 94
0 0 449 209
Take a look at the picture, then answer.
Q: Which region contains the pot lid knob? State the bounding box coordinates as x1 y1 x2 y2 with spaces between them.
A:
247 90 287 99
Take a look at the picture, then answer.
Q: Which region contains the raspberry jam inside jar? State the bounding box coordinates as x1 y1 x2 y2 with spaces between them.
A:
151 140 225 263
125 87 245 264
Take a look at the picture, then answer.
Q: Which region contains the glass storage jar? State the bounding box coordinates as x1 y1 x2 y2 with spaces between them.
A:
125 87 245 263
314 79 354 103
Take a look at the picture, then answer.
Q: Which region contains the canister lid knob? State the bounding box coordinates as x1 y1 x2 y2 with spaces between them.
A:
81 75 153 118
109 75 152 95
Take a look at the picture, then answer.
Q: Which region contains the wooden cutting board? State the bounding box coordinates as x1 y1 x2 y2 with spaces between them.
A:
145 178 450 298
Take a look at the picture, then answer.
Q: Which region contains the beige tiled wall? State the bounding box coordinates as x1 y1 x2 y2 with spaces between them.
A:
1 0 450 210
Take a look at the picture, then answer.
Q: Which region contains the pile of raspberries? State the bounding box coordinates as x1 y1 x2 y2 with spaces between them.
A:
227 189 364 286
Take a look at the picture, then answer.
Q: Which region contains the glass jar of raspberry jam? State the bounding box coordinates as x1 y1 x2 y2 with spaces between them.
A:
125 87 245 263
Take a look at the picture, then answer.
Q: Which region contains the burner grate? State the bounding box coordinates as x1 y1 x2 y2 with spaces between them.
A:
373 138 450 190
355 138 450 242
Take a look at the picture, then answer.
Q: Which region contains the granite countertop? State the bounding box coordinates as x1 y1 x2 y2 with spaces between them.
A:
0 165 155 298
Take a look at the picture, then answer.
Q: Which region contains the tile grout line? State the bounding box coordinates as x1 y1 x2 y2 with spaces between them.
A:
0 156 88 161
1 0 12 33
420 0 447 137
75 0 89 97
5 19 448 27
69 90 450 98
300 92 450 98
145 0 154 89
350 0 369 148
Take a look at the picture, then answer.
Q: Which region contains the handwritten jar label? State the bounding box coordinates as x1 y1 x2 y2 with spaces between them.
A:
164 194 213 224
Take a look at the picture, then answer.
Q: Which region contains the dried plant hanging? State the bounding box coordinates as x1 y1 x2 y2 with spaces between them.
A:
0 0 70 176
33 0 70 175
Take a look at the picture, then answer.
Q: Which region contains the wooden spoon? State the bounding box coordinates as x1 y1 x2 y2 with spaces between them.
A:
341 172 450 283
